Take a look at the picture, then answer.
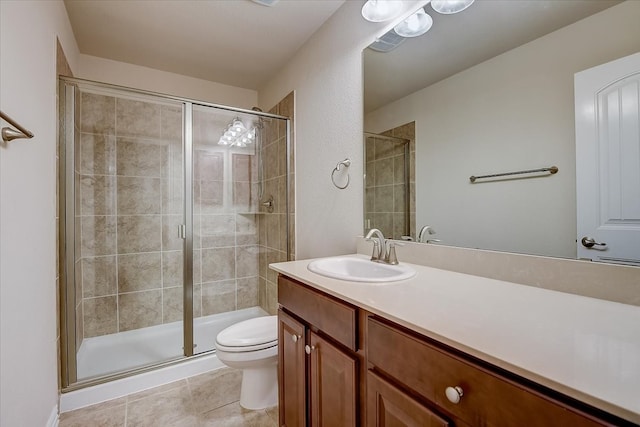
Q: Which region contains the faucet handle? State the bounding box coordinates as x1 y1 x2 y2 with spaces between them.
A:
370 239 381 261
385 240 403 265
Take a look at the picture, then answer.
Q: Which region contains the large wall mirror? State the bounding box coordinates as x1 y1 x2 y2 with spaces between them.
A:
363 0 640 265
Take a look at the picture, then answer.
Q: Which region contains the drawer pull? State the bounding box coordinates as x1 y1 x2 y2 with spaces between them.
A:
291 334 301 343
305 345 316 354
445 386 464 404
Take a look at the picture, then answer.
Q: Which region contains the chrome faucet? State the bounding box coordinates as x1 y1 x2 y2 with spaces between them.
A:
418 225 441 244
365 228 386 262
365 228 403 265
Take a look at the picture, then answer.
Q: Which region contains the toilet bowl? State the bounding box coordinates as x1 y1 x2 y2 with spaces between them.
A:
215 315 278 410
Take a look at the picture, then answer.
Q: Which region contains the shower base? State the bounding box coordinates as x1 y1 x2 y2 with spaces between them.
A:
77 306 269 380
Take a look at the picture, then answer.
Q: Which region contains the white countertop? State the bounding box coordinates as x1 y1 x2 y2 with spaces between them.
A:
270 254 640 424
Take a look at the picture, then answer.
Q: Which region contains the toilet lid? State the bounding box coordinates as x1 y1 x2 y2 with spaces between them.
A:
216 315 277 350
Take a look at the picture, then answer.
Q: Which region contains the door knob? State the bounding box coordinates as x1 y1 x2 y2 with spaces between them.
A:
581 237 606 248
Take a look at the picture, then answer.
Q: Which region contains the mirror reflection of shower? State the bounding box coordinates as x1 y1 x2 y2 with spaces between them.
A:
363 130 415 240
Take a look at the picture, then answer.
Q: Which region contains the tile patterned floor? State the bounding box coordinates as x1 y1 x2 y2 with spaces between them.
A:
59 368 278 427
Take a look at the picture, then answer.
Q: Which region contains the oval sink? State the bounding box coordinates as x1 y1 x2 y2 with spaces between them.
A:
307 256 416 283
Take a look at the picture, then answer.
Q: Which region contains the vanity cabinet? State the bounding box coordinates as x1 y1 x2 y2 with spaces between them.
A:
278 309 306 427
367 316 614 427
277 273 629 427
278 275 360 427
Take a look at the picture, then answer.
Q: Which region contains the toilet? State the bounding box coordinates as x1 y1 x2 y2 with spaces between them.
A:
215 315 278 410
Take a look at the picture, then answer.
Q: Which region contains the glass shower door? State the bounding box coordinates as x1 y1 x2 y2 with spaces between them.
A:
191 105 264 355
60 77 288 388
67 81 186 380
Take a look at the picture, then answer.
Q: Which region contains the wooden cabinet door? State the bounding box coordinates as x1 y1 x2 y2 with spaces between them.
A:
367 371 451 427
278 309 306 427
308 331 357 427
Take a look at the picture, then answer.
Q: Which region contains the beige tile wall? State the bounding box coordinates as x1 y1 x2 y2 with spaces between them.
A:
365 122 416 240
75 88 288 339
259 92 295 315
78 92 188 337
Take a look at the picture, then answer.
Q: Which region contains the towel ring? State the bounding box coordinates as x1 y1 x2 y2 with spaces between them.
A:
331 158 351 189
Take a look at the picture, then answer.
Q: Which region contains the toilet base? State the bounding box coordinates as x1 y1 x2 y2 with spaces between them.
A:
239 364 278 410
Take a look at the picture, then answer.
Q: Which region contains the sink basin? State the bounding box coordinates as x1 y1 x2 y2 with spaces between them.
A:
307 256 416 283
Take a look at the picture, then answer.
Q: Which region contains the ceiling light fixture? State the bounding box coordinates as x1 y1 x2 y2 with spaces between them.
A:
430 0 475 15
251 0 279 6
218 118 256 147
361 0 403 23
394 7 433 38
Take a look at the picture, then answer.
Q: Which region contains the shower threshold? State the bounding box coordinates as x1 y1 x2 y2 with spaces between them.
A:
77 306 268 380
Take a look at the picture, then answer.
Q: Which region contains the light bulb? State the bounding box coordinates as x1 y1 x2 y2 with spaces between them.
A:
361 0 403 23
394 8 433 38
232 119 246 133
431 0 474 15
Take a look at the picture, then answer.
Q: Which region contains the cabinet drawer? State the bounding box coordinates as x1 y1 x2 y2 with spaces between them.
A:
278 275 357 351
367 370 451 427
367 317 608 427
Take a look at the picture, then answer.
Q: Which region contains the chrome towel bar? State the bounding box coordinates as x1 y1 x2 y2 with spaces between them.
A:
1 110 34 143
470 166 558 183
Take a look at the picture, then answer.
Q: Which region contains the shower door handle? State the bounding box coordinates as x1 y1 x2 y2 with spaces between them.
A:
178 224 186 239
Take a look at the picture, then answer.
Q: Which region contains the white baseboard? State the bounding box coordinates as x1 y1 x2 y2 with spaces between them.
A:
60 353 223 413
46 404 59 427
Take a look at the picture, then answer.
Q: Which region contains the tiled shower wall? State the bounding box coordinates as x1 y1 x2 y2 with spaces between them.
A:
259 92 295 315
365 122 416 240
74 87 292 339
77 92 187 338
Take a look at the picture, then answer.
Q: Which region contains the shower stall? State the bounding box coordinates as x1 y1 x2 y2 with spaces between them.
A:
58 77 291 388
364 131 414 240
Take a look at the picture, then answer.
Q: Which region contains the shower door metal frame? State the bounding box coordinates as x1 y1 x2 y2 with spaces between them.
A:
59 81 78 386
183 102 194 357
58 76 290 391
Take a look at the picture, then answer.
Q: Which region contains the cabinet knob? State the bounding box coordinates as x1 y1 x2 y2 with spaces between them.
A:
305 345 315 354
445 386 464 404
291 334 301 343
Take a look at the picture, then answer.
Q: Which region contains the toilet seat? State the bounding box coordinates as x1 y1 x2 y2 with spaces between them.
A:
215 315 277 353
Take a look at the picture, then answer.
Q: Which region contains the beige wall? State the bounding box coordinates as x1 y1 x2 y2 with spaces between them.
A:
364 1 640 258
78 54 258 110
1 1 79 426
